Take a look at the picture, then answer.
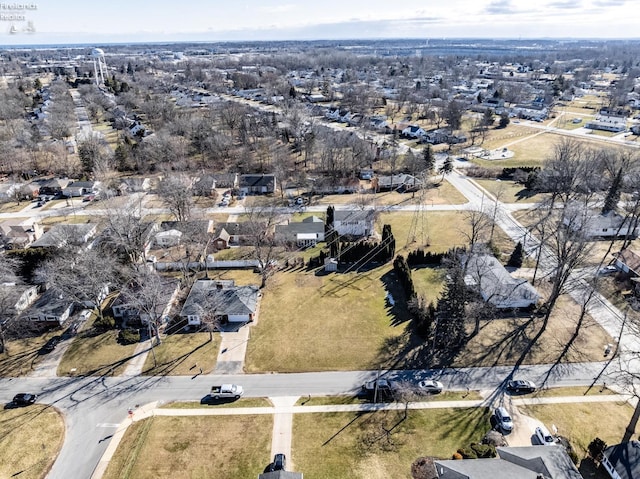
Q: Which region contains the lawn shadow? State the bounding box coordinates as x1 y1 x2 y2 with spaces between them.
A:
141 338 213 376
514 188 538 201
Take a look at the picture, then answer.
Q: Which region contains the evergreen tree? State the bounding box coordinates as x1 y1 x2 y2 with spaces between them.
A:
439 157 454 180
498 112 510 129
434 260 467 352
326 206 334 234
423 144 435 173
507 241 524 268
602 167 623 214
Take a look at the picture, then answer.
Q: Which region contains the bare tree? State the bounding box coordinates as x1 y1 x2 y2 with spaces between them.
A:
0 255 22 353
243 200 285 288
157 174 194 222
36 246 122 322
461 209 492 250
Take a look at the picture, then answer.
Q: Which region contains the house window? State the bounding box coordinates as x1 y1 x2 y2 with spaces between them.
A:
603 228 608 232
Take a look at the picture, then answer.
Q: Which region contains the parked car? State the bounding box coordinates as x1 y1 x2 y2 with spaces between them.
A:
506 380 537 393
13 393 38 406
40 336 61 354
270 453 286 471
418 380 443 394
597 265 617 276
210 384 243 400
494 407 514 432
361 379 397 400
535 425 556 446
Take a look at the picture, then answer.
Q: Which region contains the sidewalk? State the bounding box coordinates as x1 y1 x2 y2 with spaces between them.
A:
121 339 153 376
90 392 634 479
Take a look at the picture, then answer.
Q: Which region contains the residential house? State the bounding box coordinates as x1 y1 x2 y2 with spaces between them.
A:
0 219 37 249
180 279 260 325
373 174 423 192
369 116 390 132
239 174 276 195
20 288 75 325
38 178 72 196
586 110 628 133
563 208 638 239
93 222 158 259
462 253 539 309
333 209 376 237
435 446 582 479
213 222 263 249
311 177 360 195
402 125 427 139
613 248 640 277
275 216 325 247
111 276 180 325
0 282 39 320
154 220 213 248
62 181 95 198
30 223 98 249
193 173 239 196
602 441 640 479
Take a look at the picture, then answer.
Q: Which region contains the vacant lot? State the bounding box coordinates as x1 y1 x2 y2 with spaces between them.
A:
141 332 219 375
0 404 65 479
411 266 445 305
245 264 409 372
379 211 516 257
473 179 546 204
102 415 272 479
521 401 637 458
58 326 138 376
293 407 490 479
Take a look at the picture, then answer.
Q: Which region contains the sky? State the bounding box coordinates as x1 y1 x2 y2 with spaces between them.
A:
0 0 638 46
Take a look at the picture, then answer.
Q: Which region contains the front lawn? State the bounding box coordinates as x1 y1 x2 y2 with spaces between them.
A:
0 404 65 479
245 264 410 372
102 415 272 479
141 332 219 376
58 326 138 376
293 407 490 479
0 330 63 377
521 401 637 458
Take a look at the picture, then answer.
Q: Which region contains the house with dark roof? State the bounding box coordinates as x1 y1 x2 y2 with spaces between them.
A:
213 222 264 249
333 209 375 237
275 216 325 247
29 223 98 249
180 279 260 325
435 446 582 479
613 248 640 277
240 174 276 195
462 253 539 309
602 441 640 479
111 276 180 325
373 174 423 192
20 288 75 325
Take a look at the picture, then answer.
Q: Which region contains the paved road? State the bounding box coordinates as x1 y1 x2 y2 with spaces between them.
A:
0 361 613 479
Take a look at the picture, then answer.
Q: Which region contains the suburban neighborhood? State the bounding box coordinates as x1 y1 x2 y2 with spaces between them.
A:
2 11 640 479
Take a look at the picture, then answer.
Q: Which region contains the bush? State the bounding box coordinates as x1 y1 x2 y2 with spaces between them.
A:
470 442 496 458
94 315 115 330
451 452 463 460
117 328 140 345
568 449 579 465
588 437 607 462
457 447 478 459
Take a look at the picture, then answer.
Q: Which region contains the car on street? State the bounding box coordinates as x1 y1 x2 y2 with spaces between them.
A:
270 453 286 471
534 425 556 446
418 380 443 394
506 379 537 393
13 393 38 406
494 407 514 432
361 378 397 400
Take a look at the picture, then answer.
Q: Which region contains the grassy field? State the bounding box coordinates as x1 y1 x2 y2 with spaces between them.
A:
379 211 516 257
293 407 490 479
0 200 27 213
160 398 272 409
0 330 62 377
141 332 219 375
411 266 445 305
531 386 615 398
294 390 483 406
245 264 410 372
521 401 637 458
473 179 546 204
58 326 138 376
0 404 65 479
102 415 272 479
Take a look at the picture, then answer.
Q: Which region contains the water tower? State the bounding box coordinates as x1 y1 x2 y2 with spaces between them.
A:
91 48 107 87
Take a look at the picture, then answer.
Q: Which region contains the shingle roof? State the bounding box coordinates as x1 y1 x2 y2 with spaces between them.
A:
181 280 259 317
603 441 640 479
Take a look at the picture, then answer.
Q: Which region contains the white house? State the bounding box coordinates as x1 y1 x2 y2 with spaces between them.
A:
275 215 325 247
333 209 376 237
401 125 427 138
563 207 638 239
180 279 260 325
601 441 640 479
462 253 539 309
154 229 183 248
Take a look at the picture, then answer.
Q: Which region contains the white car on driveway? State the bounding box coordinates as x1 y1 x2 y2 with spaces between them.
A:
534 425 556 446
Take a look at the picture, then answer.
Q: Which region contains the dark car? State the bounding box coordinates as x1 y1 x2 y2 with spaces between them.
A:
361 379 397 401
506 379 537 393
270 453 286 471
40 336 61 354
13 393 38 406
